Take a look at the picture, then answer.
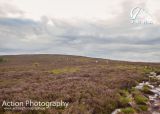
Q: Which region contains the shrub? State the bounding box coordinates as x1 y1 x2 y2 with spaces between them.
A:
142 66 160 74
119 90 129 97
134 95 148 105
118 96 131 107
149 77 159 83
143 66 153 74
131 89 141 97
137 105 148 111
141 85 153 94
121 107 136 114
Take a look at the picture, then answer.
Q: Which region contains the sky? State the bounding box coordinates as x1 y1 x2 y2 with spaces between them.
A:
0 0 160 62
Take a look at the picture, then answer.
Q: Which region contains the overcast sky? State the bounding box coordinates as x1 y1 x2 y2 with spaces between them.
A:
0 0 160 62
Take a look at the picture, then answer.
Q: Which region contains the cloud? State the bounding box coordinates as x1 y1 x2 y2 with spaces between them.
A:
0 0 159 62
0 2 24 18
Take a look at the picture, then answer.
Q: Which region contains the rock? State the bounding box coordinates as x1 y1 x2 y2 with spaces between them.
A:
149 95 157 101
135 81 154 90
156 75 160 80
145 82 150 85
111 109 121 114
136 72 160 114
148 84 154 89
156 88 160 92
135 82 145 90
135 85 143 90
150 89 160 96
153 103 160 110
149 76 156 78
152 111 160 114
150 72 157 76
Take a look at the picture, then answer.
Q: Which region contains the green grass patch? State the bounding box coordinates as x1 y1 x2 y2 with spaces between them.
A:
78 58 90 62
118 96 131 107
51 67 79 75
119 90 129 97
149 77 159 82
143 66 153 74
0 79 21 87
141 85 153 94
134 95 148 105
0 57 7 63
138 66 160 74
137 105 148 111
121 107 136 114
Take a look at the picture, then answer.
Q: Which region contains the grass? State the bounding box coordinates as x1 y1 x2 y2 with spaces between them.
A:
149 77 159 83
117 88 149 113
140 66 160 74
141 85 153 94
142 66 153 74
121 107 136 114
137 105 148 111
0 57 7 63
118 94 131 107
51 67 79 75
134 95 148 105
119 90 129 97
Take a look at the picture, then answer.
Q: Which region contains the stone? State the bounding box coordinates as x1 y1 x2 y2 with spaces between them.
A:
150 72 157 76
111 109 121 114
150 89 160 96
156 75 160 80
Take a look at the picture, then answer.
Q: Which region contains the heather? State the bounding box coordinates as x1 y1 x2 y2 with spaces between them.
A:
0 55 159 114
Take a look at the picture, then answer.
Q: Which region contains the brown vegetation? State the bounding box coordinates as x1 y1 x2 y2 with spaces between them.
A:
0 54 160 114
